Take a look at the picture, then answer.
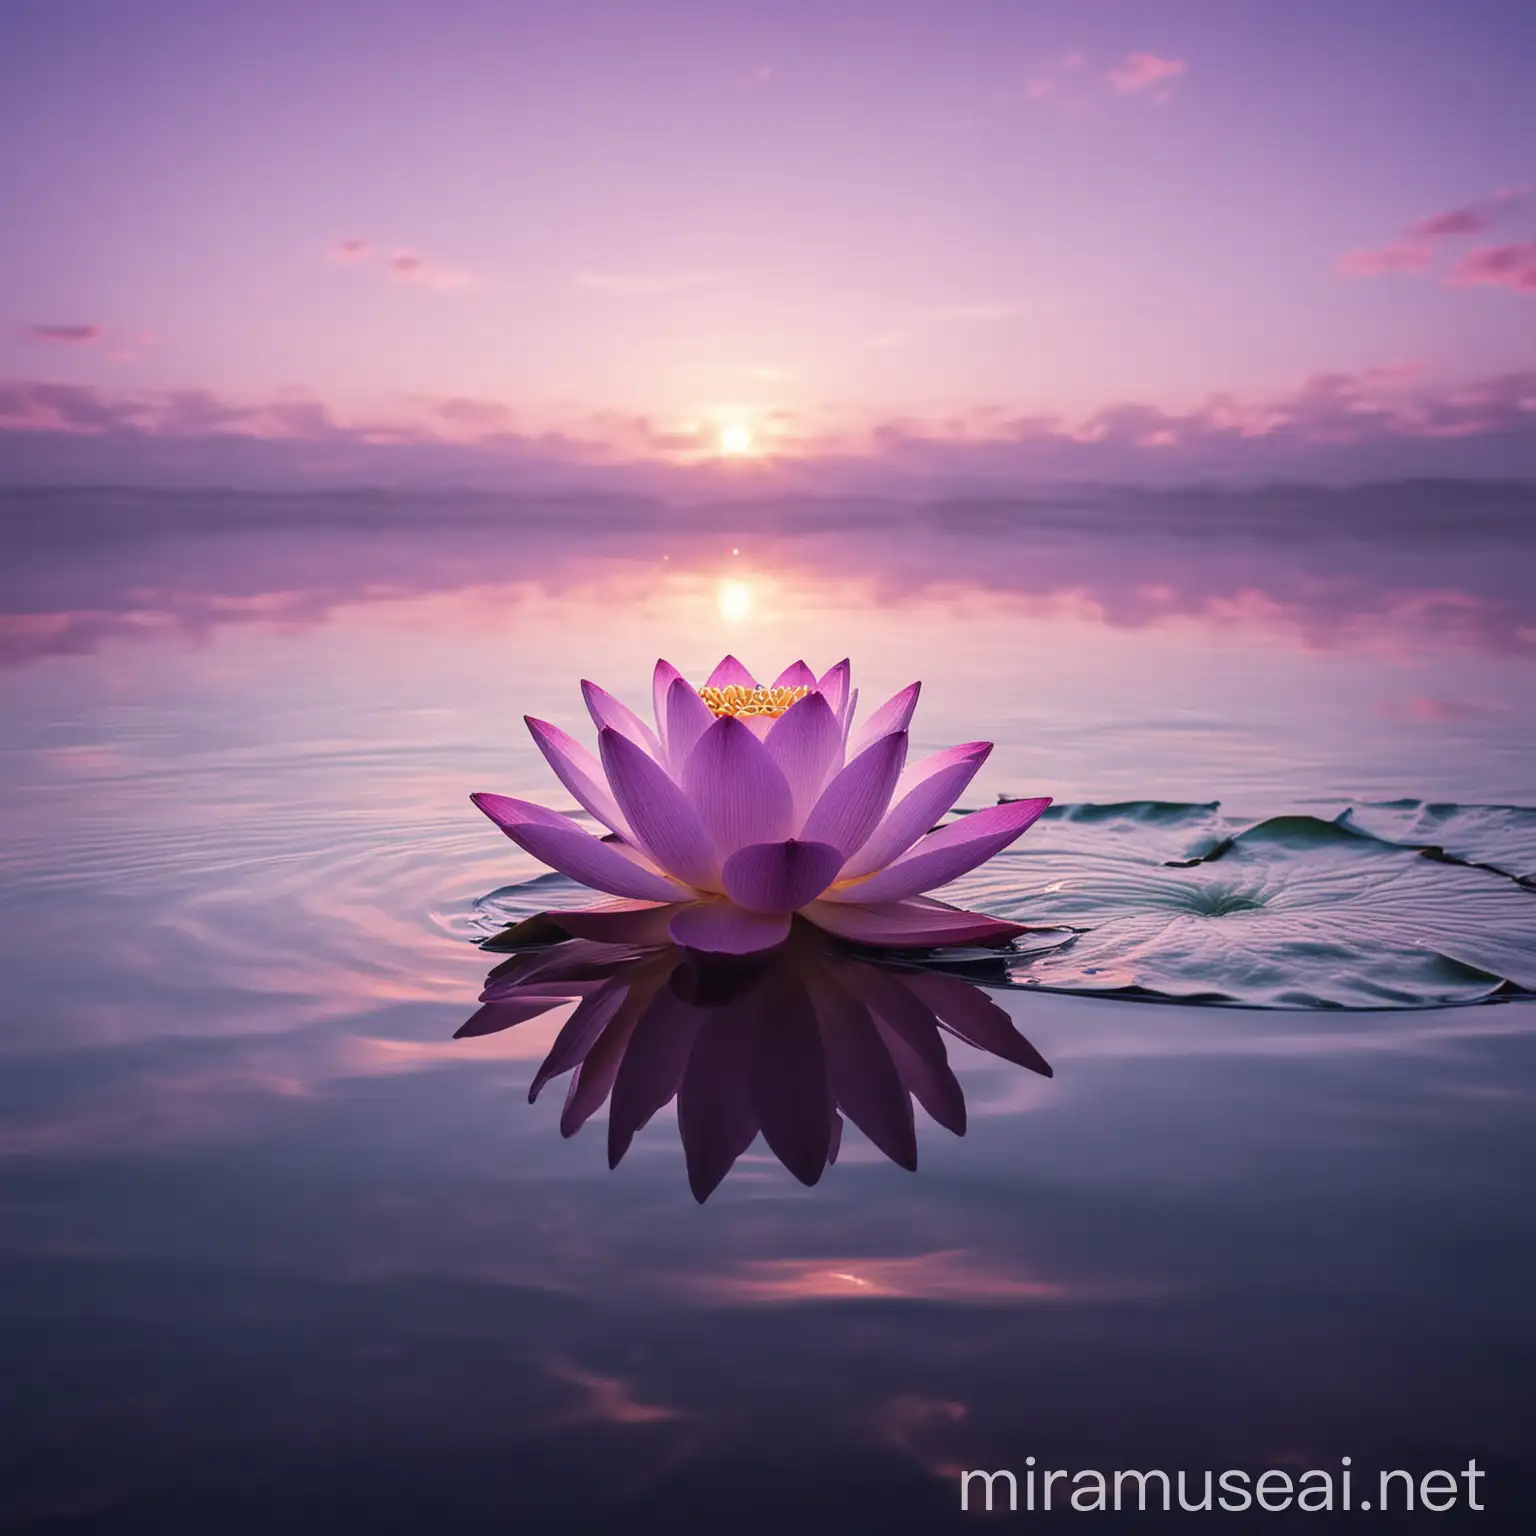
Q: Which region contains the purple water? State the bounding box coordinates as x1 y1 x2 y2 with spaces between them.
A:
1 483 1533 1530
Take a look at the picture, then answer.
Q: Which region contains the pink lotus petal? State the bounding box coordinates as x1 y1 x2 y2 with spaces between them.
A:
682 715 794 857
560 1003 642 1135
542 900 677 946
895 739 991 797
835 957 969 1132
834 953 947 1043
474 796 683 890
901 969 1052 1075
750 972 832 1184
669 898 792 953
652 658 685 741
478 978 608 1004
800 895 1028 947
608 839 684 874
581 679 662 758
874 1014 966 1135
479 972 609 1004
470 791 581 833
599 727 719 888
679 1010 760 1201
773 660 818 689
524 717 633 838
478 937 627 996
485 806 695 902
834 955 981 1127
823 797 1051 905
810 969 917 1169
829 952 970 1136
529 980 631 1101
608 987 705 1167
601 838 710 897
664 675 714 776
816 658 851 722
706 654 757 689
839 742 992 879
455 997 571 1039
849 681 920 758
720 838 844 913
800 730 908 855
765 690 843 821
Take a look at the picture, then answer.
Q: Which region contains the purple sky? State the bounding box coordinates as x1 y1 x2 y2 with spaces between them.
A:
2 0 1534 486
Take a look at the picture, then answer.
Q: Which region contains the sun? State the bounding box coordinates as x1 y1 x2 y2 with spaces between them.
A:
717 578 752 622
718 422 754 457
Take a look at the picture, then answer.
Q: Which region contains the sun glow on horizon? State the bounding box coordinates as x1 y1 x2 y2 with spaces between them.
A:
718 578 752 621
718 421 754 457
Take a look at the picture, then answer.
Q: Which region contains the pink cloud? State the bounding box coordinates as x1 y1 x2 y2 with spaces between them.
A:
254 397 339 439
20 323 157 362
545 1359 681 1426
155 387 245 434
0 381 346 439
329 237 373 264
1338 241 1434 277
879 1395 970 1480
327 238 478 292
1447 241 1536 294
387 249 478 292
431 395 516 435
1408 189 1525 239
1022 50 1183 110
1341 190 1529 284
1375 696 1500 723
23 323 103 344
686 1251 1070 1305
0 381 127 432
1411 208 1490 238
4 365 1536 485
1107 52 1186 97
1023 51 1084 101
106 330 160 363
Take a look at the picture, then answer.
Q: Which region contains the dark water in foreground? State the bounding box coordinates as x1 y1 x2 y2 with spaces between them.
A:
1 484 1534 1531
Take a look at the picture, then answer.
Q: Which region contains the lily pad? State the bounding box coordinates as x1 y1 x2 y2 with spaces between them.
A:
1335 800 1536 886
949 802 1536 1008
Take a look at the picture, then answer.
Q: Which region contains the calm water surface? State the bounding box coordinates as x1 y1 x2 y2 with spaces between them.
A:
2 484 1534 1531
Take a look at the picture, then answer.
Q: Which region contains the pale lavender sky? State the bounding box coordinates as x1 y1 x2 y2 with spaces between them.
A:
1 0 1533 484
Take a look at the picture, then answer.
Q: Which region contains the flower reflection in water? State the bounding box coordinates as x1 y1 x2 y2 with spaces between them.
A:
456 919 1054 1201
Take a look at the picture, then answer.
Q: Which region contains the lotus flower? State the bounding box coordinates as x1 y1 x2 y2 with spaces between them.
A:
457 923 1053 1200
471 656 1051 955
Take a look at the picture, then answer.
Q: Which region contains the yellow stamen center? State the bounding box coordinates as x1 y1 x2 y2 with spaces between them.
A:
699 683 809 719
